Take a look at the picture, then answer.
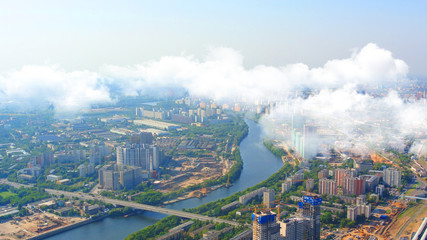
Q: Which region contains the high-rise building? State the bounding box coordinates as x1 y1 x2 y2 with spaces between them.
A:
302 125 318 160
334 169 348 187
361 175 378 192
347 205 357 221
117 144 159 171
343 177 365 196
317 169 329 179
306 179 314 192
263 189 275 209
280 217 310 240
78 164 95 178
130 132 153 145
319 178 337 195
347 203 371 221
282 180 293 194
99 164 143 190
29 153 54 168
89 142 111 165
252 211 281 240
376 184 385 197
291 170 305 184
120 166 143 190
299 196 321 240
99 165 121 191
383 168 401 188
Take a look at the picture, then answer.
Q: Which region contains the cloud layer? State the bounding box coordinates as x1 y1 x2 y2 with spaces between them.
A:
0 43 425 153
101 43 409 102
0 43 410 111
0 65 111 112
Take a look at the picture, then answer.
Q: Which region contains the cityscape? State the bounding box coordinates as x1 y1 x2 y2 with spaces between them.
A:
0 1 427 240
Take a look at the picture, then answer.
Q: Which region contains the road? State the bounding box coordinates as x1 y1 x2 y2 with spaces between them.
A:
0 179 239 226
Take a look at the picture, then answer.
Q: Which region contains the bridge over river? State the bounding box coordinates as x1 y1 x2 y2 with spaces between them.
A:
0 179 238 226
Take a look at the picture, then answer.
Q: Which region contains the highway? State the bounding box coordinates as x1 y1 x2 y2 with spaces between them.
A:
0 179 239 226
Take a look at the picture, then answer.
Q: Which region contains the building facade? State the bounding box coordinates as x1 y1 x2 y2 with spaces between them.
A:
383 168 401 188
116 144 159 171
319 178 337 195
252 211 281 240
99 164 143 190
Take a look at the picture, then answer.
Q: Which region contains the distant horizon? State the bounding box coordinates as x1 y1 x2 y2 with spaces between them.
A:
0 1 427 75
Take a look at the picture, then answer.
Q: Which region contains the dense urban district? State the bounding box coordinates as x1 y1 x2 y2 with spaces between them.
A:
0 80 426 240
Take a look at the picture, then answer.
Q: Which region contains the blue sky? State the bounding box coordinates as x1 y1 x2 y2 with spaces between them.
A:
0 0 426 75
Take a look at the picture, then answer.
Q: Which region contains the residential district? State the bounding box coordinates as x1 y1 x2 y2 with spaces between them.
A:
0 79 426 240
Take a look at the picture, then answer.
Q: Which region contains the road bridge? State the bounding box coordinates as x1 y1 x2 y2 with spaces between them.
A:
0 179 239 226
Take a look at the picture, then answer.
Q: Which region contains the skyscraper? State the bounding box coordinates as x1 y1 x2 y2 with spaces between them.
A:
299 196 321 240
252 211 282 240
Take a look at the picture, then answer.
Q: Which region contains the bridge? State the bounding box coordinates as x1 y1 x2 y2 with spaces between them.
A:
0 179 239 226
401 195 427 201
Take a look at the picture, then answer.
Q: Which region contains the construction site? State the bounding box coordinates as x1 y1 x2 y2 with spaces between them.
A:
333 200 427 240
0 212 85 240
157 155 233 192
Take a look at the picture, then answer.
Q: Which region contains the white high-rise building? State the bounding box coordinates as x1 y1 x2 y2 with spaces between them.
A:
383 167 401 188
117 144 160 171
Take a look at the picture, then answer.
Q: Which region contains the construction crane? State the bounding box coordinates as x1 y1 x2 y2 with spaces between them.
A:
251 200 284 240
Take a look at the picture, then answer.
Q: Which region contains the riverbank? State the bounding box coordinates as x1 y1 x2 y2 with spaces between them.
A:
162 184 223 205
46 119 285 240
27 215 108 240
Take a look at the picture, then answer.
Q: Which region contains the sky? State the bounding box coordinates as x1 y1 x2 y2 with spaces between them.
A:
0 1 426 76
0 1 425 154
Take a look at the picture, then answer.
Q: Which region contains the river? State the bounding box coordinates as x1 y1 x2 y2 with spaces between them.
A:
47 119 283 240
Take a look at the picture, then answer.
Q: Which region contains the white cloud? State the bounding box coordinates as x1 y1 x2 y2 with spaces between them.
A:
0 65 112 112
101 43 408 102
